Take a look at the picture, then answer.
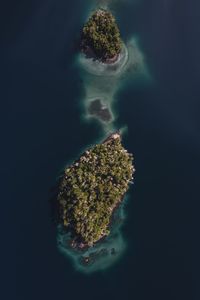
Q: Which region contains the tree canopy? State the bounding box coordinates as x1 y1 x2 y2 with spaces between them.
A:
81 9 122 61
57 134 134 247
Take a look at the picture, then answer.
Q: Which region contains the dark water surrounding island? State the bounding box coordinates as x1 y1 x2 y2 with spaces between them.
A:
1 0 200 299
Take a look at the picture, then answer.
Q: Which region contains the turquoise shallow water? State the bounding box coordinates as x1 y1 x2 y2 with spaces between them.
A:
1 0 200 299
57 197 128 273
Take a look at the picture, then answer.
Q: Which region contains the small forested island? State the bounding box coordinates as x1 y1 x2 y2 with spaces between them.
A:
57 133 135 249
81 9 122 62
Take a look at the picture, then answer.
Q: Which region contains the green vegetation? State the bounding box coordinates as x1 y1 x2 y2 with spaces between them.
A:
81 9 122 61
57 133 134 247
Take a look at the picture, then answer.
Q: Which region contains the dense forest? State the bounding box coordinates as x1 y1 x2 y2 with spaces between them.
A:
81 9 122 61
57 134 134 247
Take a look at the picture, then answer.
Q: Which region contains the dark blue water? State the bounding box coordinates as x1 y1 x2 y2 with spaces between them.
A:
1 0 200 299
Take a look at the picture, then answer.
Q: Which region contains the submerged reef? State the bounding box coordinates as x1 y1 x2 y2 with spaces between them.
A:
57 132 135 248
79 36 150 129
78 8 150 131
88 99 112 122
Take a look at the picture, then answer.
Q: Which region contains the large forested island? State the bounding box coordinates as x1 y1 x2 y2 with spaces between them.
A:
81 9 122 62
57 133 134 248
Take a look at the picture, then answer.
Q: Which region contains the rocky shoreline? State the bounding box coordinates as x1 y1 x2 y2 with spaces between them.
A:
81 45 120 65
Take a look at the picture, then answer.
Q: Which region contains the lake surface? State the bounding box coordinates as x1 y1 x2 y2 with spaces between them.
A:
1 0 200 299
